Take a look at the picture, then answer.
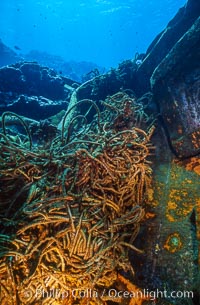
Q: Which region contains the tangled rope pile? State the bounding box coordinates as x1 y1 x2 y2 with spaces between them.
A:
0 92 154 305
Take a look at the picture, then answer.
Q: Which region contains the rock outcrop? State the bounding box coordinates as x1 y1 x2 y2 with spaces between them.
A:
0 39 21 67
0 61 77 119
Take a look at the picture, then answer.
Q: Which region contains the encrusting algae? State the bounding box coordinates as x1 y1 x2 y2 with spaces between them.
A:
0 92 155 305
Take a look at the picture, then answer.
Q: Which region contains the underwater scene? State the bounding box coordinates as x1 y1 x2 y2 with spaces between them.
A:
0 0 199 305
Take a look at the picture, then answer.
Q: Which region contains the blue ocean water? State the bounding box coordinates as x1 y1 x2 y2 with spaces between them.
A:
0 0 186 68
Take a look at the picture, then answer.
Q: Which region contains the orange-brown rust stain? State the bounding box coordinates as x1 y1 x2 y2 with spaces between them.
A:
161 159 200 265
162 159 200 223
173 155 200 257
164 232 183 253
177 125 183 135
191 130 200 149
117 274 149 305
166 188 194 222
144 212 156 220
196 199 200 265
152 158 200 266
178 156 200 175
